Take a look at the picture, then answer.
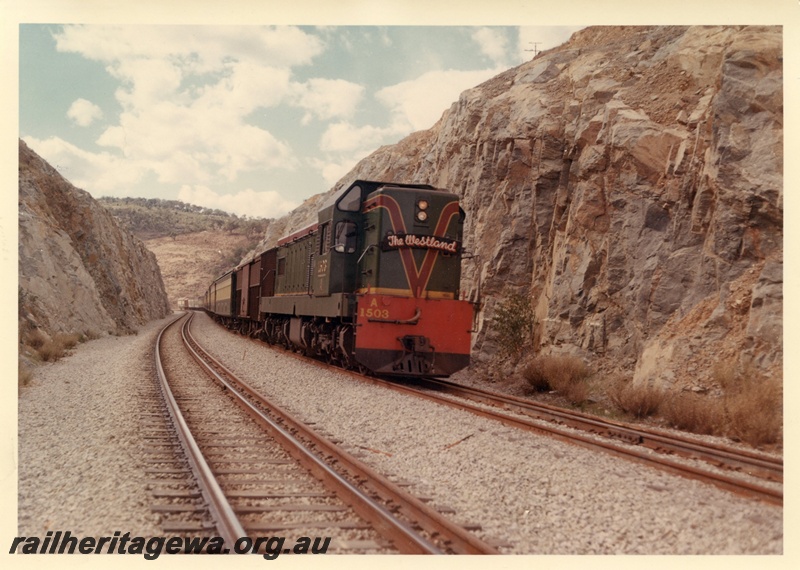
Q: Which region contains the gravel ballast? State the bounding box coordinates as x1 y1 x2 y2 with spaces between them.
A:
189 313 782 555
17 316 176 537
16 312 783 555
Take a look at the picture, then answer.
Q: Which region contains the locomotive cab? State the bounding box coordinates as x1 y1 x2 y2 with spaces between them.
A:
312 182 366 297
312 180 438 298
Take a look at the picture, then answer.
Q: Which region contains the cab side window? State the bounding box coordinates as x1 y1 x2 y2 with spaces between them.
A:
334 221 357 253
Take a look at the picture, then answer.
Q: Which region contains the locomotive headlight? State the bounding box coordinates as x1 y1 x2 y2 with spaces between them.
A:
417 200 429 211
416 210 428 222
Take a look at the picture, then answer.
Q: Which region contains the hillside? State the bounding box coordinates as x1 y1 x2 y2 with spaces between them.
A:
18 140 172 344
251 26 783 399
99 197 268 240
99 197 270 304
144 230 262 305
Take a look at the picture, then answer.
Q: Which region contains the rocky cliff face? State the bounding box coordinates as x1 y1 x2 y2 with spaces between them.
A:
19 140 172 338
258 26 783 390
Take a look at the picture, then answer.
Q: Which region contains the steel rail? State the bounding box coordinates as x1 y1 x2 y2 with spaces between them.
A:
181 313 498 554
199 311 782 508
154 314 247 550
351 374 783 505
412 377 783 483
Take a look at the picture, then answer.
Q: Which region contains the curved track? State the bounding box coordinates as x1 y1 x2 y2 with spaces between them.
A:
206 314 781 507
403 376 783 506
153 312 498 554
411 377 782 483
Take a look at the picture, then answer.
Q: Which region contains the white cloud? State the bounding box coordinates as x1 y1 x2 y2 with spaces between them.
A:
195 63 292 113
51 25 306 193
209 124 297 182
177 185 299 219
376 68 503 132
317 159 359 188
54 25 324 71
111 58 183 107
23 136 145 195
472 28 510 67
315 122 396 187
292 78 365 124
67 98 103 127
319 121 392 155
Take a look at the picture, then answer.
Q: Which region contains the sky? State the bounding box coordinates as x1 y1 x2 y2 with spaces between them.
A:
19 24 582 220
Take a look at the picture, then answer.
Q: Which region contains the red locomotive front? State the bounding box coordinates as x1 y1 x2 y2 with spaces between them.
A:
353 184 473 376
355 293 472 376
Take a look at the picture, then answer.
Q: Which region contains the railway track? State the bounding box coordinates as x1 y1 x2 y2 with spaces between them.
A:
202 313 781 507
402 376 783 506
409 376 784 483
149 312 498 555
367 376 782 506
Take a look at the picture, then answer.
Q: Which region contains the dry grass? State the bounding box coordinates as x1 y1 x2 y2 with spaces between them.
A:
601 359 781 446
660 393 725 435
522 359 552 393
58 333 81 350
36 339 65 362
522 355 591 405
722 376 782 446
660 363 782 446
607 380 664 419
82 329 101 342
23 328 48 350
21 331 83 363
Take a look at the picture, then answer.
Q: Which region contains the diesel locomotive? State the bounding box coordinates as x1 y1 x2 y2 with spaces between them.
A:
203 180 473 377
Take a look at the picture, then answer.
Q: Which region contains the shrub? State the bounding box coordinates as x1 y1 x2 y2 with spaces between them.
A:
23 328 48 350
661 393 724 435
33 333 81 362
82 329 102 342
607 380 665 419
660 386 782 445
37 340 65 362
57 333 81 350
492 293 533 359
522 360 552 392
723 376 782 446
523 355 591 405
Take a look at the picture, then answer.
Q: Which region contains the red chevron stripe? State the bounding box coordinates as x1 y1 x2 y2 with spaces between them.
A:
364 195 460 297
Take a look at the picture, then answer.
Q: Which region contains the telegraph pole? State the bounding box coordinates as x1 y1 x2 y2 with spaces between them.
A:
525 42 542 58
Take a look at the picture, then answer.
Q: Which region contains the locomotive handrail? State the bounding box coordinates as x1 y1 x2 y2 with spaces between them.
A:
356 243 378 264
367 307 421 325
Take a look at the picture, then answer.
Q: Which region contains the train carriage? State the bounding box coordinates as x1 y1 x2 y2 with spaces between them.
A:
207 270 235 317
